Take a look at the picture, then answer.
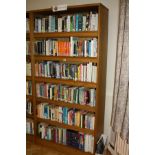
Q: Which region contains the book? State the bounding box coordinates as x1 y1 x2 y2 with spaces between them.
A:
26 62 31 76
26 100 32 114
26 81 32 95
26 119 34 134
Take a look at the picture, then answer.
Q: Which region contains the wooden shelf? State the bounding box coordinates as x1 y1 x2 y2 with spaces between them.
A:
36 117 94 135
34 55 98 63
26 134 34 142
34 31 98 38
26 95 33 100
26 113 34 119
36 97 96 112
26 76 32 81
36 137 93 155
35 77 97 88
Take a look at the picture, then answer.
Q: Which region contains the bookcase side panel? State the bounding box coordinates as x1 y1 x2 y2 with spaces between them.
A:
95 4 108 142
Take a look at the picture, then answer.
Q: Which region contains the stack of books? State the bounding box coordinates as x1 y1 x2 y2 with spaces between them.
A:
34 11 98 32
35 61 97 83
37 103 95 130
36 83 96 107
38 123 94 153
26 119 34 134
35 37 97 57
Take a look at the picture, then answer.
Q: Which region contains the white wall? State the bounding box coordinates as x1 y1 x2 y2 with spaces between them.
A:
26 0 119 141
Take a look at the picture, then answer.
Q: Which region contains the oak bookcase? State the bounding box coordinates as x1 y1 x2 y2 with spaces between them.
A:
26 3 108 155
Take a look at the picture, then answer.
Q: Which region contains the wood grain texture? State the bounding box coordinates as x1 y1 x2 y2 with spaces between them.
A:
34 31 98 38
94 4 108 147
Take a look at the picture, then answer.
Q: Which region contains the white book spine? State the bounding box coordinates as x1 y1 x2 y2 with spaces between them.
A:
91 14 95 31
42 18 45 32
88 135 91 153
91 136 94 153
38 19 42 32
48 16 51 32
58 18 62 32
67 15 70 32
45 40 48 55
89 12 92 31
82 16 86 31
45 64 47 77
94 65 97 83
84 135 88 152
70 37 73 56
89 63 92 82
95 13 98 31
91 65 94 82
86 63 89 82
84 40 87 57
91 39 94 57
93 38 97 57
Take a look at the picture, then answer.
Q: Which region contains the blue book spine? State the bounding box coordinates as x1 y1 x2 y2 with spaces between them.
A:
66 108 68 124
51 16 55 32
88 41 91 57
76 14 79 31
44 105 48 118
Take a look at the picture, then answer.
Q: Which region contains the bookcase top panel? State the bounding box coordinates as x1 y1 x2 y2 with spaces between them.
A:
27 3 101 13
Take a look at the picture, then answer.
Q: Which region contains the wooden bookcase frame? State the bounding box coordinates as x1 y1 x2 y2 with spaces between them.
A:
26 3 108 155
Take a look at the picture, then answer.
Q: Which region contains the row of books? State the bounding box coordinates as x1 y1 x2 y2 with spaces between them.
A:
36 83 96 107
26 100 32 115
34 11 98 32
26 119 34 134
35 37 97 57
26 41 30 55
26 81 32 95
26 62 31 76
67 130 94 153
26 18 29 32
35 61 97 83
38 122 94 153
37 103 95 130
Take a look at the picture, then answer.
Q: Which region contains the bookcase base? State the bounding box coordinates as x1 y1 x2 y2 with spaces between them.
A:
35 137 94 155
26 134 34 142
